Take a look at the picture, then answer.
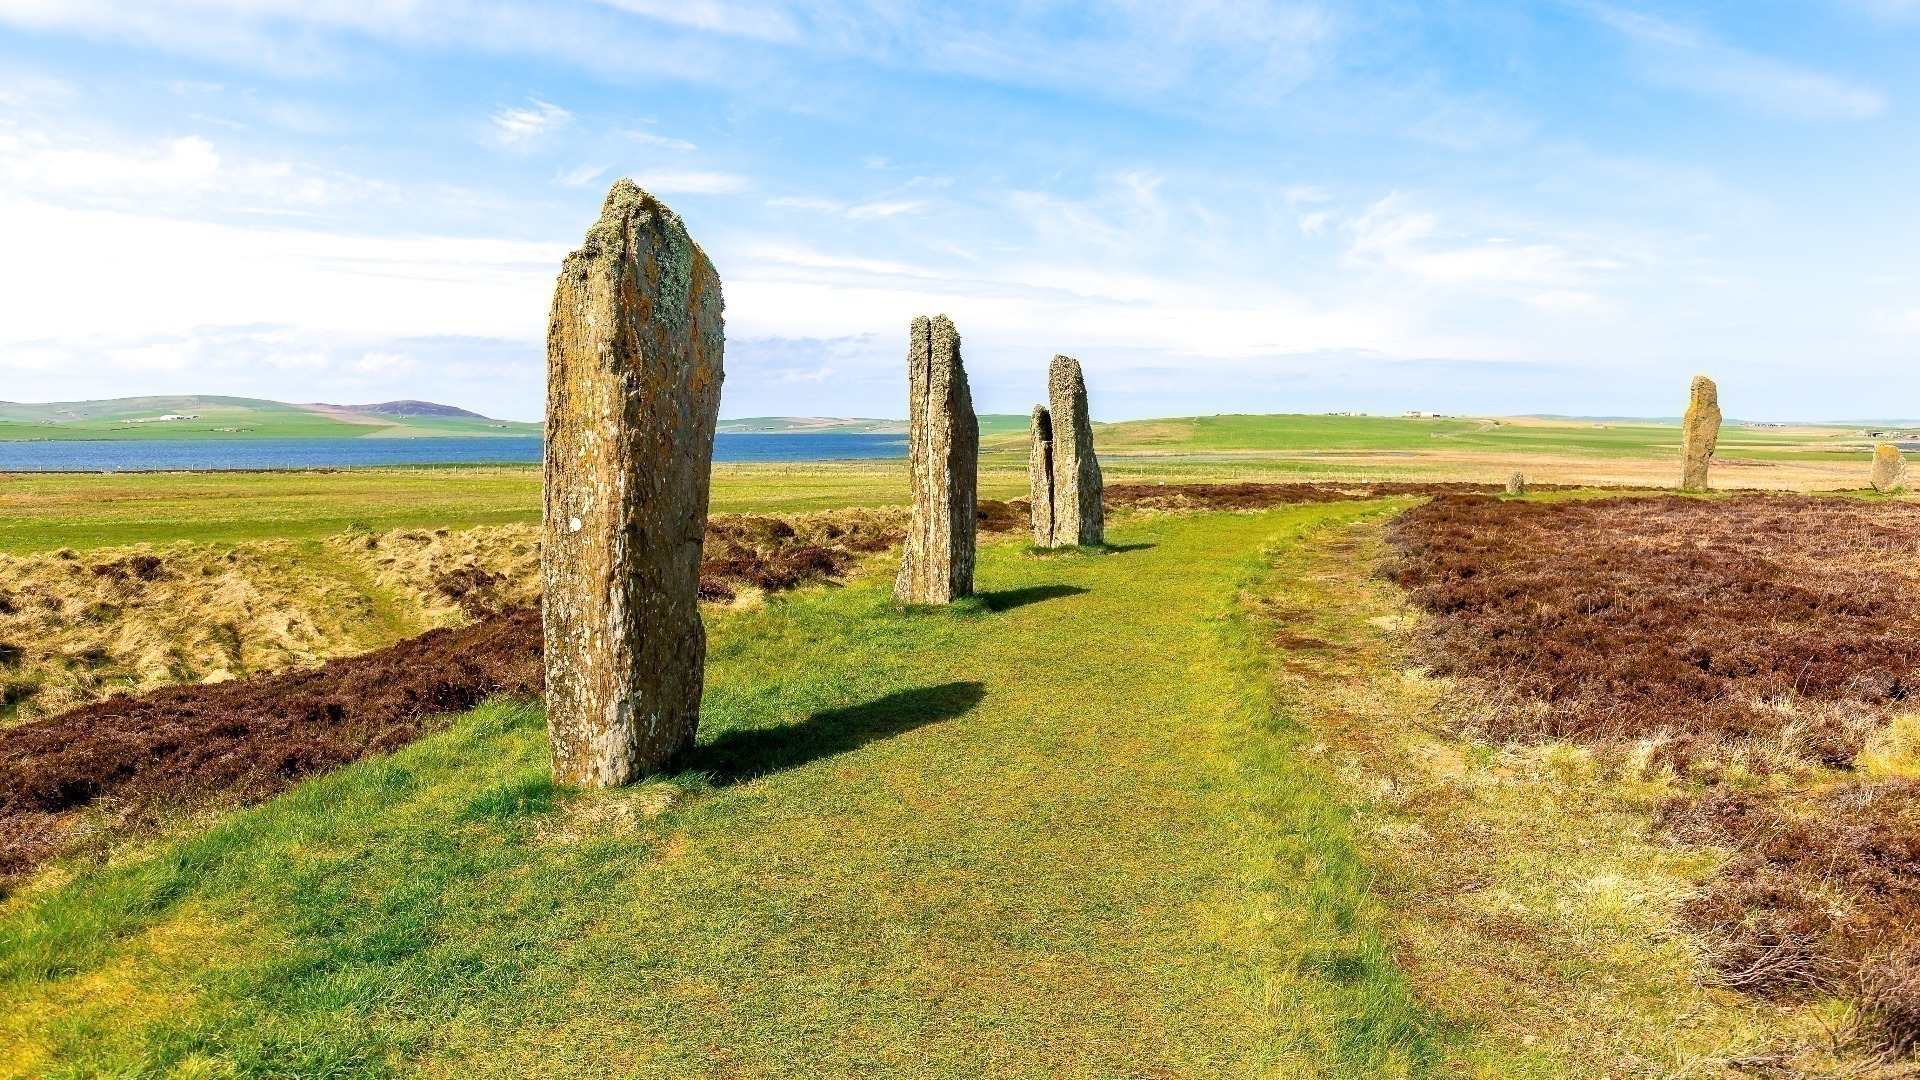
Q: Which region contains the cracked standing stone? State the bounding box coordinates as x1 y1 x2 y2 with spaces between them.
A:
542 180 724 787
1047 355 1103 546
893 315 978 604
1029 405 1055 546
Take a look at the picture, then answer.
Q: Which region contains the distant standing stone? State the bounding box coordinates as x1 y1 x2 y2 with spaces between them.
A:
543 180 724 787
1047 355 1104 547
1029 404 1055 546
1506 472 1526 496
1679 375 1721 492
1873 443 1907 493
893 315 978 603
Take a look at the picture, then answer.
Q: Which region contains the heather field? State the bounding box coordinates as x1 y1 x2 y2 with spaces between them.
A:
7 445 1920 1075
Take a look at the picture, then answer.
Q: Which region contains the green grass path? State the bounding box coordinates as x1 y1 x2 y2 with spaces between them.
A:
1 506 1438 1077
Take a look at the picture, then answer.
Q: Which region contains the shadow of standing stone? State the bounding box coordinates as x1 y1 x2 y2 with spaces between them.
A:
543 180 724 787
893 315 978 604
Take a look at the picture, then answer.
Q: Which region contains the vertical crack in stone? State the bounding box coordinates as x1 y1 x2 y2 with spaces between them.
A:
1680 375 1721 492
543 179 724 787
1047 355 1103 547
1029 405 1055 547
893 314 977 603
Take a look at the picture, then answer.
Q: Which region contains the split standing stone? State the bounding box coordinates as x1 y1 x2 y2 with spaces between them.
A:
1679 375 1721 492
1047 355 1104 547
1029 405 1055 546
1873 443 1907 493
893 315 978 603
543 180 724 787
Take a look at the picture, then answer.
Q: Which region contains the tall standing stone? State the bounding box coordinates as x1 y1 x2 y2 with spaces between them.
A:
1506 472 1526 496
1873 443 1907 493
1029 405 1055 546
1679 375 1721 492
543 180 724 787
893 315 978 603
1046 355 1104 546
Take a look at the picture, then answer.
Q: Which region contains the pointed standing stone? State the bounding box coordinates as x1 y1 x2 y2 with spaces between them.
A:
893 315 978 604
1047 355 1104 546
1506 472 1526 496
1029 405 1055 546
1873 443 1907 493
1679 375 1721 492
543 180 724 787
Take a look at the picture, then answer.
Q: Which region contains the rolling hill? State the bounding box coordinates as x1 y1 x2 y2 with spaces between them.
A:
0 397 540 441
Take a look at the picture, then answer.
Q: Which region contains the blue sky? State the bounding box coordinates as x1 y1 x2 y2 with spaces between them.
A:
0 1 1915 422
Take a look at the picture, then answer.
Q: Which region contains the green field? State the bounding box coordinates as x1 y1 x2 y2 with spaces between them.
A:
0 455 1864 1075
1061 413 1871 462
0 396 538 442
1 505 1447 1077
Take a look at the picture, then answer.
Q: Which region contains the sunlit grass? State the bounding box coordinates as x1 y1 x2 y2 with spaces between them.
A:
0 507 1443 1078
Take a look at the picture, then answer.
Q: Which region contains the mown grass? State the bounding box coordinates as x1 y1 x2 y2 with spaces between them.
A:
0 507 1443 1078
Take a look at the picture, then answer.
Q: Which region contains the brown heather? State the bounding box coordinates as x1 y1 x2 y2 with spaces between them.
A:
1387 493 1920 772
1388 491 1920 1055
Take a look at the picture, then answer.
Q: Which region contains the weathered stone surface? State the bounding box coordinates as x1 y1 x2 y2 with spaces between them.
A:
543 180 724 787
893 315 978 603
1679 375 1721 492
1873 443 1907 493
1046 355 1104 547
1028 405 1055 546
1506 472 1526 496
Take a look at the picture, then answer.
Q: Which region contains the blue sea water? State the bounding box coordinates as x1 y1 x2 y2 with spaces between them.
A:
0 433 908 472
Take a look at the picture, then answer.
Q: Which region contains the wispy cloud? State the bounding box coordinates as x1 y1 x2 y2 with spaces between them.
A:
630 169 752 194
0 126 383 208
626 129 697 151
1587 4 1886 120
488 99 572 148
554 162 609 187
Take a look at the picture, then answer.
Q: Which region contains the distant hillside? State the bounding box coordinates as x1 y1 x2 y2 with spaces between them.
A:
0 396 539 441
718 417 906 434
718 415 1031 436
315 400 490 420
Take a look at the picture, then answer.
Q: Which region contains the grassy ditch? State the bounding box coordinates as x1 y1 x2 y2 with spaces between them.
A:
0 506 1442 1078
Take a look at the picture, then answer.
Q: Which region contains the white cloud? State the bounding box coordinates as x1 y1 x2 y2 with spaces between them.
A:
626 129 697 151
1589 5 1886 120
1340 194 1632 308
0 126 382 208
629 169 752 194
0 194 561 350
488 99 572 148
555 162 610 187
